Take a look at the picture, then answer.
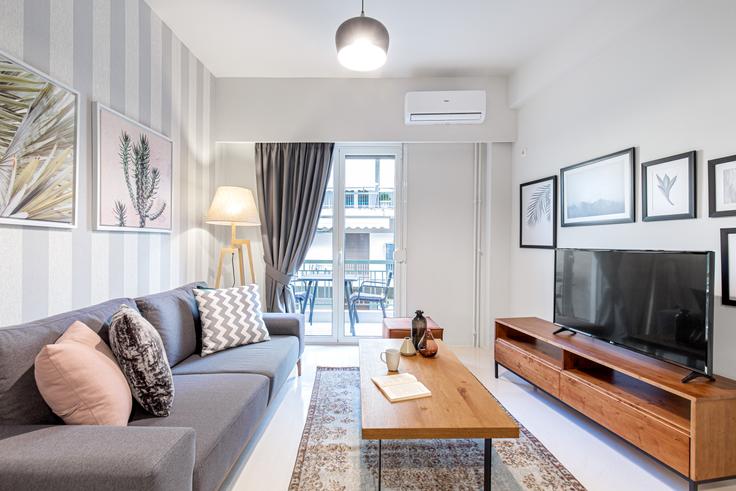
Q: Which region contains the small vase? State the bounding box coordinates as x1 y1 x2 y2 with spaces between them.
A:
412 310 427 349
417 326 438 358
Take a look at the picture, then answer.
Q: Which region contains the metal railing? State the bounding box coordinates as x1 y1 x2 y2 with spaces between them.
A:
322 190 394 210
294 259 394 309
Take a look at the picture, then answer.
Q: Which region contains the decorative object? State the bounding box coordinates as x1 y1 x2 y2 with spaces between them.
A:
382 316 444 340
709 154 736 217
206 186 260 287
400 336 416 356
411 310 427 349
335 0 389 71
519 176 557 248
93 103 172 232
561 148 636 227
193 284 270 356
417 325 439 358
0 50 79 228
108 304 174 417
642 151 696 221
720 228 736 306
289 367 584 490
255 143 334 312
34 321 132 426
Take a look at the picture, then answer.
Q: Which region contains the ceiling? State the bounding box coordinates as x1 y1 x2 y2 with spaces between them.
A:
146 0 601 78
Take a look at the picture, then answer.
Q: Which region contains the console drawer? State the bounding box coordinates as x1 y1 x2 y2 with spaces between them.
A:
560 371 690 475
495 339 560 397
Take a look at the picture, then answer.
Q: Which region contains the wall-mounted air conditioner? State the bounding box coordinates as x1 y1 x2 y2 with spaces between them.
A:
404 90 486 125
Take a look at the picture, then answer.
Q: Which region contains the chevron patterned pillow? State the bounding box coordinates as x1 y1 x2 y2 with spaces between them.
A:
193 285 271 356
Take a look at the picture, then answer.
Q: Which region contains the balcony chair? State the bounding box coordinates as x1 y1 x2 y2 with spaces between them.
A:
290 279 311 318
348 272 393 335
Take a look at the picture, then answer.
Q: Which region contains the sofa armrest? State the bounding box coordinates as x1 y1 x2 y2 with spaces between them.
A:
0 425 195 491
263 312 305 356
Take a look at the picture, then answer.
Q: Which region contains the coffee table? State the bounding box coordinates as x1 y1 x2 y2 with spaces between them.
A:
359 339 519 490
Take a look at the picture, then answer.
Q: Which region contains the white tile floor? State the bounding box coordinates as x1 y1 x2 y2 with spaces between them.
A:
221 345 736 491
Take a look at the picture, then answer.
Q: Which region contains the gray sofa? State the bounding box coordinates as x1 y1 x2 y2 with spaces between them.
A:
0 282 304 491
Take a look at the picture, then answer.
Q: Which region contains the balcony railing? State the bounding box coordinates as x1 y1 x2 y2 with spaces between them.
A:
294 259 394 309
322 190 394 210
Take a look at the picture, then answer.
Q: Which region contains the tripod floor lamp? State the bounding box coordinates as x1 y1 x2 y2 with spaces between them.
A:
206 186 260 288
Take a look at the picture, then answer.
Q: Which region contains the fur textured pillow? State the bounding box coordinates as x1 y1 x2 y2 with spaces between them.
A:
194 284 270 356
108 305 174 416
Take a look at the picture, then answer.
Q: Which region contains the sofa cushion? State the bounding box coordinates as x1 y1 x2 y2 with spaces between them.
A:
34 321 132 426
109 305 174 417
135 282 205 366
172 335 298 400
129 373 269 491
0 298 137 425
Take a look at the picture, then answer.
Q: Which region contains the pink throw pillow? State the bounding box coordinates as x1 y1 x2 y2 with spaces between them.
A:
34 321 133 426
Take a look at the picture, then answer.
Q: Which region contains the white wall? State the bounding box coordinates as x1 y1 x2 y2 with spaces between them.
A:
214 77 516 143
507 0 736 378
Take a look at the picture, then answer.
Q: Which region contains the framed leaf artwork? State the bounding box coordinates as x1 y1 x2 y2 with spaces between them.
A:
642 151 696 221
0 49 79 228
93 103 173 233
520 175 557 249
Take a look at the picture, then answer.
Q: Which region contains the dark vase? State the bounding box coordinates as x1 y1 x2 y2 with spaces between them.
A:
418 326 438 358
412 310 426 349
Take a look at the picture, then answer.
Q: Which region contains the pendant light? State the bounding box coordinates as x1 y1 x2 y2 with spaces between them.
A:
335 0 389 72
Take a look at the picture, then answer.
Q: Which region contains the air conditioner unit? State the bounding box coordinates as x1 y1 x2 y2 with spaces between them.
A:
404 90 486 125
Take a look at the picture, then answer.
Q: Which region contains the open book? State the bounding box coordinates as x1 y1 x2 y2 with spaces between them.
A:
371 373 432 403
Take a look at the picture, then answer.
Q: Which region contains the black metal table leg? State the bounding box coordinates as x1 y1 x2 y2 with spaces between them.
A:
494 362 499 379
484 438 492 490
378 440 382 491
689 480 697 491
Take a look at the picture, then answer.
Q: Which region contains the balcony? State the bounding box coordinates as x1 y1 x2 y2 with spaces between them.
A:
294 259 394 337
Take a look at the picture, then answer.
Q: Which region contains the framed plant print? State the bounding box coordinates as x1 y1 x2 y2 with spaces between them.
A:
642 151 696 221
560 148 635 227
720 228 736 306
93 103 173 233
0 49 79 228
709 154 736 217
520 176 557 249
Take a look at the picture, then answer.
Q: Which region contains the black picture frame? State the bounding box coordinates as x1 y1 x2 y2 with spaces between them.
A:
560 148 636 227
721 228 736 306
709 154 736 217
519 175 557 249
642 151 696 222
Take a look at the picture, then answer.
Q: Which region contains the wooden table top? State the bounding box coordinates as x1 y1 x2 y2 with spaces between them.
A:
359 339 519 440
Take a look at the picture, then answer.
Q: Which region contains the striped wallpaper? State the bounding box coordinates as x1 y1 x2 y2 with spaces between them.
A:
0 0 215 326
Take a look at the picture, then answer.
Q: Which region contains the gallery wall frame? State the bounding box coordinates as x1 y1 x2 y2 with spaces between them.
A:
709 154 736 218
0 48 80 229
642 151 696 222
560 147 636 227
519 175 557 249
93 102 173 233
720 228 736 306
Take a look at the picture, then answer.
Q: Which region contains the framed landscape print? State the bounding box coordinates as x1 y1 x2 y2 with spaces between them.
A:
520 176 557 249
720 228 736 306
560 148 635 227
709 154 736 217
0 49 79 228
93 103 172 233
642 151 696 221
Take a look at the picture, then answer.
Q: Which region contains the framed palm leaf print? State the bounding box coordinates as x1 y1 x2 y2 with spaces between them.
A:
0 49 79 228
520 176 557 249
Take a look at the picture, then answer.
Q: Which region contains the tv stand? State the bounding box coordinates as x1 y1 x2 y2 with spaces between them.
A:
681 371 715 384
552 326 577 335
495 317 736 491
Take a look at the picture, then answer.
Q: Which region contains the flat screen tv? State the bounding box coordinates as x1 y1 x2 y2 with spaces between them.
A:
554 248 714 379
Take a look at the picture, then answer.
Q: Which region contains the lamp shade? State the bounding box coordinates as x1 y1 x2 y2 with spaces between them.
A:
335 15 389 72
206 186 260 226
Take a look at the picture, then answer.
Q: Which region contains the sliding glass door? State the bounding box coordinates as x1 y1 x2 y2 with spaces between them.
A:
302 144 404 343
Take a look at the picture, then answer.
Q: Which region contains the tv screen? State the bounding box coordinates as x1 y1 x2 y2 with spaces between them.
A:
554 249 714 376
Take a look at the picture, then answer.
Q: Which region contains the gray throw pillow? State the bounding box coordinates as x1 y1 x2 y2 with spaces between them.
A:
194 284 270 357
109 305 174 417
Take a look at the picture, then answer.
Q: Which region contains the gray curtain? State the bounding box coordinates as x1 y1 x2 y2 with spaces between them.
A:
255 143 335 313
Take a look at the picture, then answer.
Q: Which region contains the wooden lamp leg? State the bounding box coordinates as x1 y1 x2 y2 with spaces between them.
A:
245 240 256 284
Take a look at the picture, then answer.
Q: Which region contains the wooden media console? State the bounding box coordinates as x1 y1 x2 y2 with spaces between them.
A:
494 317 736 491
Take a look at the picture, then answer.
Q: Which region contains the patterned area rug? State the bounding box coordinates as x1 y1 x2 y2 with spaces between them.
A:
289 367 585 490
